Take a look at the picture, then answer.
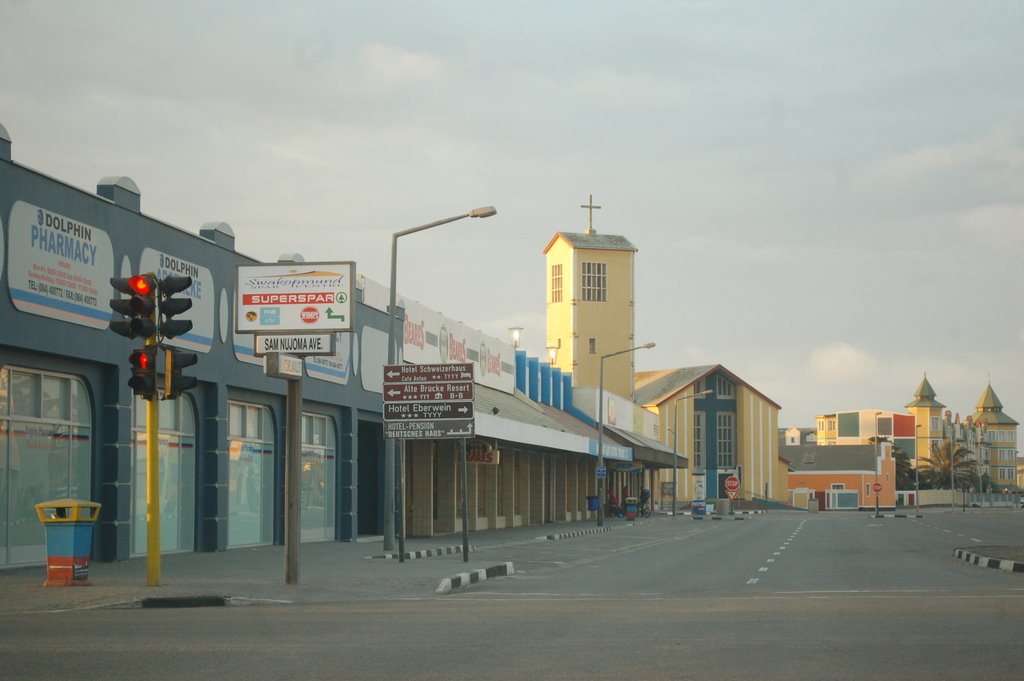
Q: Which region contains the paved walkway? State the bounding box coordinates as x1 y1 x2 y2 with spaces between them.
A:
0 518 649 614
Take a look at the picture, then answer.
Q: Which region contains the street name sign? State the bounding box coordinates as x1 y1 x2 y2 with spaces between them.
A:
383 363 475 440
254 333 336 357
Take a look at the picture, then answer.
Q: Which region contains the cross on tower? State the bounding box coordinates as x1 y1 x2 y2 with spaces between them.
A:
580 194 601 234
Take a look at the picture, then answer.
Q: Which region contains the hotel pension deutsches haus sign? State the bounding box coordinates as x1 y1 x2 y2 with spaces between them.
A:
235 262 355 335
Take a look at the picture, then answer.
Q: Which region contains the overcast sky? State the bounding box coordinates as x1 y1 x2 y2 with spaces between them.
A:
2 1 1021 428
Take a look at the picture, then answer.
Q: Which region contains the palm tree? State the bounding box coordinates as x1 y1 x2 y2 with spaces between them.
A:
892 446 915 491
922 439 978 490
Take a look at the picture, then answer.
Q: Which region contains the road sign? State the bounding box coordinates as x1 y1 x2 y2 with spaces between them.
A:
382 380 473 402
596 466 607 479
872 482 882 493
384 401 474 420
725 475 740 493
727 490 738 500
254 333 336 357
384 419 474 439
383 363 473 383
383 363 474 440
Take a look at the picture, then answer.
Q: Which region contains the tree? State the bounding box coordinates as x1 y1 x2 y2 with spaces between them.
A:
922 439 978 490
892 446 915 491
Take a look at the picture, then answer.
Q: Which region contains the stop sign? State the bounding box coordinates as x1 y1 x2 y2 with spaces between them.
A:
725 475 740 493
872 482 882 493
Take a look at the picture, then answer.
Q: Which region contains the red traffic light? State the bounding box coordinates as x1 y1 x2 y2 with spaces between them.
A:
129 275 155 296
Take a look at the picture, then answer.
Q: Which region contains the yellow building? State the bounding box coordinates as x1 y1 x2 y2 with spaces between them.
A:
544 229 637 399
970 383 1020 491
905 374 946 466
636 366 786 508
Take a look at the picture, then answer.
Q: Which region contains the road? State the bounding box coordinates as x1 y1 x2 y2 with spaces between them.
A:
3 511 1022 680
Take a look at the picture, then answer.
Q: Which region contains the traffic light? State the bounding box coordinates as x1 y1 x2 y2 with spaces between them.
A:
109 275 157 339
157 275 194 340
164 347 198 399
128 346 158 400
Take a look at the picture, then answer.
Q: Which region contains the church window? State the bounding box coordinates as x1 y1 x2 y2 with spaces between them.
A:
581 262 607 301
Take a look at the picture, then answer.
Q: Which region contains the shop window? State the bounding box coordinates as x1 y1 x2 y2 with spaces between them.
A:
1 368 92 566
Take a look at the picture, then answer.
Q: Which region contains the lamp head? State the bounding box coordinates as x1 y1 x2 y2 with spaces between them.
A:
469 206 497 218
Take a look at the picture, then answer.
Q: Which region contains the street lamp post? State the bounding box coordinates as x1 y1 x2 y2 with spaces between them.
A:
384 206 497 554
596 342 655 527
914 423 922 517
874 412 882 519
672 389 712 517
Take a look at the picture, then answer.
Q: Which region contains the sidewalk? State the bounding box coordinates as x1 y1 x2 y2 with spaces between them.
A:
0 518 643 614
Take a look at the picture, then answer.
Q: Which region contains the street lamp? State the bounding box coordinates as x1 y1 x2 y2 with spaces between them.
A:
384 206 497 554
672 389 712 517
874 412 883 519
914 423 922 517
596 342 655 527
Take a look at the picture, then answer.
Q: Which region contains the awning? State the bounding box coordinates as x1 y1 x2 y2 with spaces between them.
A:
604 425 683 469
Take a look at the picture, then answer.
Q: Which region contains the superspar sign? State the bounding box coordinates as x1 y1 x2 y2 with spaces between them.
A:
235 262 355 334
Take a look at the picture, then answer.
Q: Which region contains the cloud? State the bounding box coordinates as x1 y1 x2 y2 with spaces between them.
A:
359 44 447 87
867 129 1024 187
959 203 1024 249
808 343 880 385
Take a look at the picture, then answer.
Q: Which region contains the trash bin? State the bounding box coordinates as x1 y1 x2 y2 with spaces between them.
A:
586 495 599 512
624 497 639 520
35 499 101 587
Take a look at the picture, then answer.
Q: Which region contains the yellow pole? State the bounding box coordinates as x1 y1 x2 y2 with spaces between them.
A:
146 338 161 586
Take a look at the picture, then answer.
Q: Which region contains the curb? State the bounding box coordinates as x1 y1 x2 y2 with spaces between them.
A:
545 517 655 541
435 562 514 594
377 544 474 560
953 548 1024 573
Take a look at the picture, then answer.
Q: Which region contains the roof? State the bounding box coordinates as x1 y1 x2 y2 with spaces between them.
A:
971 384 1018 426
785 443 877 472
905 374 946 409
635 364 782 410
543 231 637 254
604 425 679 469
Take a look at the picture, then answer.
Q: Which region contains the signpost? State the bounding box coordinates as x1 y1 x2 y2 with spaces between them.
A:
234 260 356 587
725 475 740 502
383 363 476 563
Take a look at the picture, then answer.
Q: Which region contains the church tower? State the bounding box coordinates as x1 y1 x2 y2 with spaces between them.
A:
905 373 946 463
544 197 637 397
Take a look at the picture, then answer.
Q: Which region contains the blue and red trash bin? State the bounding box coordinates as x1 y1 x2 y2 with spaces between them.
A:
35 499 101 587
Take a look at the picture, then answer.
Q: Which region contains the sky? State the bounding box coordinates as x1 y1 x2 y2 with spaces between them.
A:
1 1 1021 429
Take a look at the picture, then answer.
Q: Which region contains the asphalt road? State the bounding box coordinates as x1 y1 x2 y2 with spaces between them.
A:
3 511 1022 681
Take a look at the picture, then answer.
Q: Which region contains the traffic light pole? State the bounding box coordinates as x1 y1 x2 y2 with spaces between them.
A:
145 337 161 586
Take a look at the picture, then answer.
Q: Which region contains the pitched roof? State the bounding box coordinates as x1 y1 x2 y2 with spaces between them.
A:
972 383 1019 426
905 373 946 409
543 231 637 254
784 443 877 472
635 364 782 410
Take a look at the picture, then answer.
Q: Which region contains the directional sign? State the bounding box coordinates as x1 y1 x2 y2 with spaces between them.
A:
384 401 474 420
383 363 473 383
384 419 474 440
383 363 475 440
383 380 474 402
